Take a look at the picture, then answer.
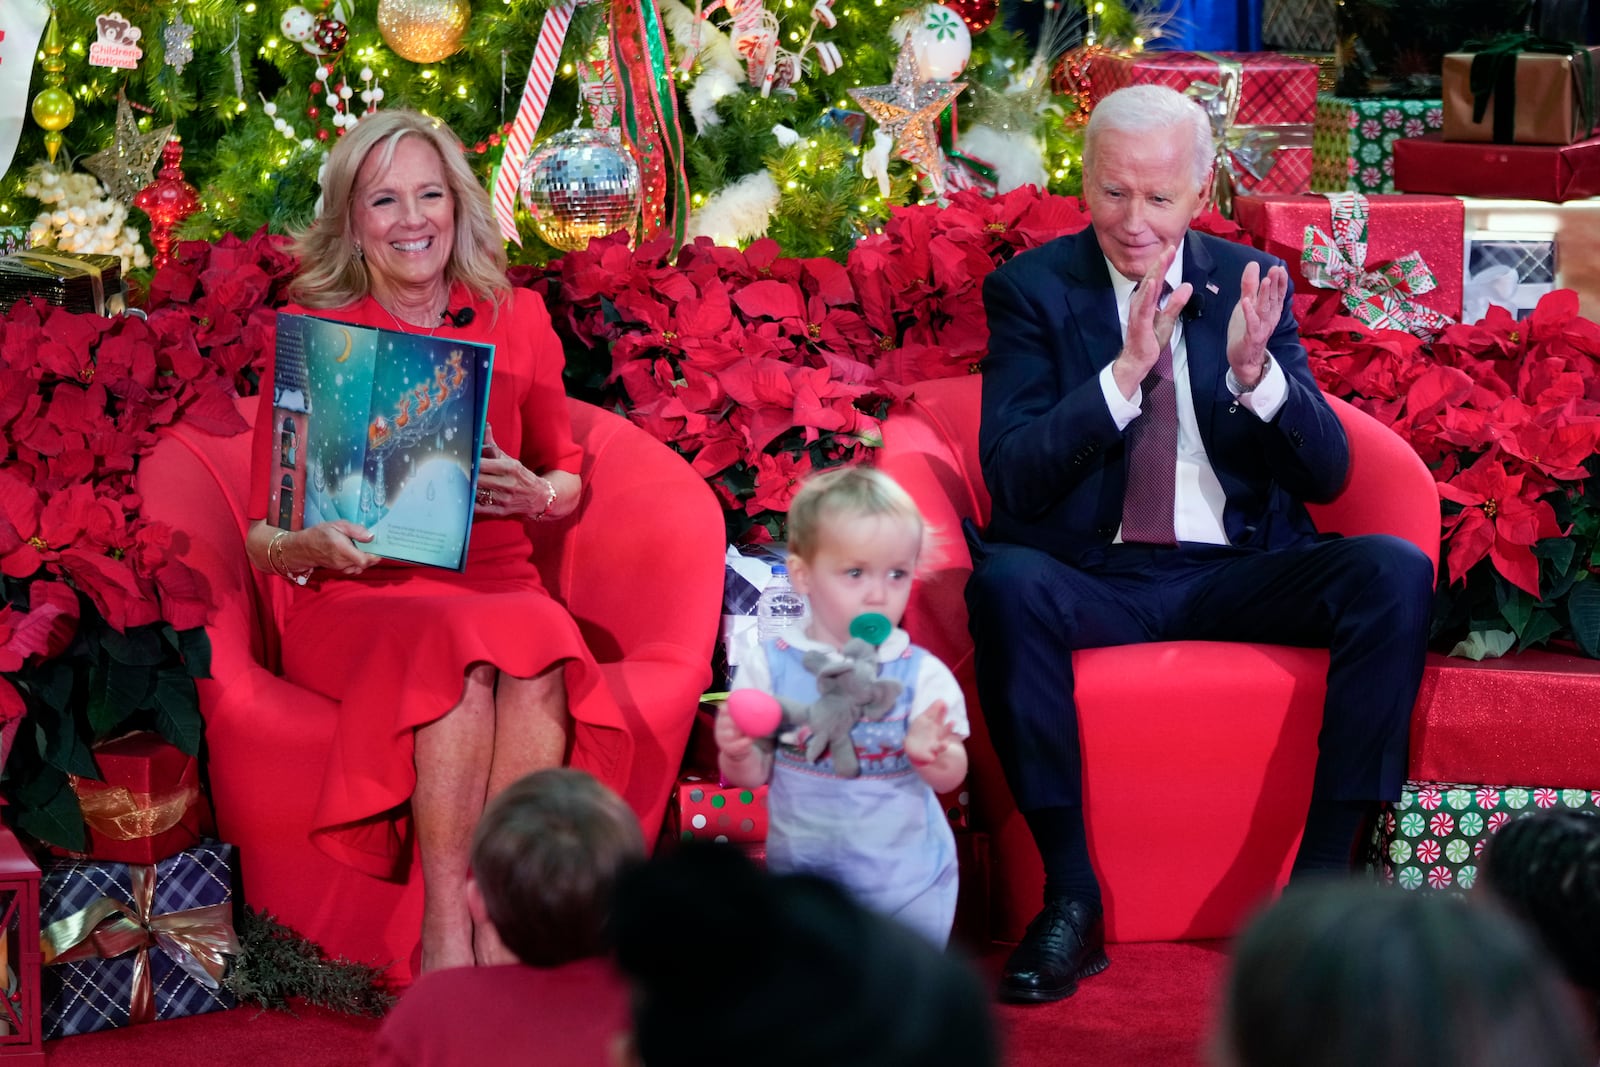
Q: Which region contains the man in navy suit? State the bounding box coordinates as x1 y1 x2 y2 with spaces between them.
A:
967 85 1434 1004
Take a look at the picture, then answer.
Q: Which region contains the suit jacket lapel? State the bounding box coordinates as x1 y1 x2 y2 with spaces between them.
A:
1182 231 1225 447
1062 226 1122 373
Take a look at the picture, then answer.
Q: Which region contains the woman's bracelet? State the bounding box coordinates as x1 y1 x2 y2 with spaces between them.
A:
268 529 312 586
532 477 558 520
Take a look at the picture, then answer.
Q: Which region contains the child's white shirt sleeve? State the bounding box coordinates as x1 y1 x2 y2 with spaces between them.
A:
909 653 969 740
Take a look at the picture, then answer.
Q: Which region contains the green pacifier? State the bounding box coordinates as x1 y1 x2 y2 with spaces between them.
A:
849 612 893 646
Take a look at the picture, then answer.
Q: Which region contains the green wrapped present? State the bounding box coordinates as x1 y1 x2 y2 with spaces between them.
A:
1313 96 1444 194
1370 781 1600 892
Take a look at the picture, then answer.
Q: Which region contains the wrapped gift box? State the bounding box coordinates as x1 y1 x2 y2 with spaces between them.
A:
1089 51 1317 197
40 840 239 1039
0 250 123 316
1233 193 1465 323
1313 97 1444 194
55 732 207 866
1262 0 1336 52
1442 44 1600 144
1370 780 1600 891
1393 133 1600 201
718 543 804 689
1334 0 1529 98
1456 196 1600 321
666 773 769 845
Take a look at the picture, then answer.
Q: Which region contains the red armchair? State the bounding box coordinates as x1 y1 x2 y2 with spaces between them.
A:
876 375 1440 944
137 396 724 983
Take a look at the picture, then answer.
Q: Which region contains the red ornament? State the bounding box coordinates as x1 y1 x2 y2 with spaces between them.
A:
134 139 200 271
944 0 996 34
313 17 348 56
317 128 330 141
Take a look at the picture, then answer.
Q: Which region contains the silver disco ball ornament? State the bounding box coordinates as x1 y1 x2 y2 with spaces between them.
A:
519 129 642 253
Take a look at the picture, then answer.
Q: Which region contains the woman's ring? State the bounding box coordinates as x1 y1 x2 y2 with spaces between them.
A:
477 488 494 506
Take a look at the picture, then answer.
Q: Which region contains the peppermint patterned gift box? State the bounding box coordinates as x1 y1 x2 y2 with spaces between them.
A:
1313 96 1444 194
1371 782 1600 892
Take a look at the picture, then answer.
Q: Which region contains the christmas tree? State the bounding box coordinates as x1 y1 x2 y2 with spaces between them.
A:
2 0 1141 267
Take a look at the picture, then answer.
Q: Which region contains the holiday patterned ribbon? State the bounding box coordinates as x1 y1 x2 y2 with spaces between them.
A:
1184 53 1313 218
938 106 997 194
491 0 578 245
42 862 238 1027
1301 191 1454 339
612 0 691 246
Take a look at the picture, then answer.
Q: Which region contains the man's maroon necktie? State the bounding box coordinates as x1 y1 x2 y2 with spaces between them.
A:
1120 282 1178 546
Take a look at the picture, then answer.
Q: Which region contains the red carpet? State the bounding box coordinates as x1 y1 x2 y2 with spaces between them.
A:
38 942 1228 1065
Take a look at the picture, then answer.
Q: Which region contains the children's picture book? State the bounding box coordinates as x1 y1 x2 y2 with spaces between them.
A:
267 311 495 570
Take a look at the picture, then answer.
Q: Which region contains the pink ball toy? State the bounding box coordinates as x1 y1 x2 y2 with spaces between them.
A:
727 688 783 737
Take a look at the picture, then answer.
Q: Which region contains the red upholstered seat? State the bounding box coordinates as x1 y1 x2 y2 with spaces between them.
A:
875 375 1441 944
137 396 724 983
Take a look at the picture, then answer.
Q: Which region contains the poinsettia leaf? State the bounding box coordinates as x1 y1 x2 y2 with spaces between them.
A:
13 768 86 852
154 673 203 757
1448 628 1516 660
1569 580 1600 658
1517 610 1564 651
101 625 165 667
175 626 212 680
37 701 99 779
1533 535 1577 575
1496 582 1535 637
86 660 151 736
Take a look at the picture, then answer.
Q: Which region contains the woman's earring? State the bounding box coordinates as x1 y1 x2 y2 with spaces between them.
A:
353 244 364 260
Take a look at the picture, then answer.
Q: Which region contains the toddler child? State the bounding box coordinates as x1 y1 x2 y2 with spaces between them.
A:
372 767 644 1066
717 466 969 946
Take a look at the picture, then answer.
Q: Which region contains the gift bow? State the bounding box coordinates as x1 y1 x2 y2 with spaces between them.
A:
1301 191 1454 339
42 863 238 1026
1466 32 1596 143
1184 54 1313 217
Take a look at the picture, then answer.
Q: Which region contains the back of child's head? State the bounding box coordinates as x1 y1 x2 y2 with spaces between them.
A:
611 843 997 1067
1481 810 1600 995
470 767 644 967
786 466 925 562
1220 882 1590 1067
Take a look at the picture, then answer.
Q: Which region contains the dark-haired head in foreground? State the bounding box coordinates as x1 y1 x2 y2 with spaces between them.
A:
1219 882 1591 1067
1480 809 1600 1046
609 843 998 1067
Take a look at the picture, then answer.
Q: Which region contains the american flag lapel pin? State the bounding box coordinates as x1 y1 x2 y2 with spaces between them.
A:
1206 282 1220 295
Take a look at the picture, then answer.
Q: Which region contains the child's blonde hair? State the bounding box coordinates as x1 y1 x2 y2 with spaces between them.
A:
786 466 926 561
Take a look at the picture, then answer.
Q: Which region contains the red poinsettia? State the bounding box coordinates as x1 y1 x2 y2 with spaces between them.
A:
1436 454 1564 596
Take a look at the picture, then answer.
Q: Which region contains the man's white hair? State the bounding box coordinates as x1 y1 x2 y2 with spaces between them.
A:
1083 85 1215 188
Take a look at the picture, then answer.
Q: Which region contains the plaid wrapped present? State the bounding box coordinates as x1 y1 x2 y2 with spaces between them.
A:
1262 0 1336 51
40 840 238 1038
1089 51 1317 209
1370 781 1600 891
1313 96 1445 194
0 249 125 316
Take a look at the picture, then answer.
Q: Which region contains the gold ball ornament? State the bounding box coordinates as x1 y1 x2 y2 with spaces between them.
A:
30 87 75 132
377 0 471 64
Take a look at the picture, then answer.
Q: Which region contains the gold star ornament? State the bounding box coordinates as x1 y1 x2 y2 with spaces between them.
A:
82 92 175 206
848 44 965 198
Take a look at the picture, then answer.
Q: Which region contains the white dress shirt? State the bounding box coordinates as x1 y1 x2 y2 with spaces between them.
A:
1095 240 1289 545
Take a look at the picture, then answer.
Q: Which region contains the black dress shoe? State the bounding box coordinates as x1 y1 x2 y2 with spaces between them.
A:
998 898 1109 1004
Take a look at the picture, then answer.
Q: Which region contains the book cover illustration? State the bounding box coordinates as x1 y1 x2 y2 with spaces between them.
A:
269 311 495 570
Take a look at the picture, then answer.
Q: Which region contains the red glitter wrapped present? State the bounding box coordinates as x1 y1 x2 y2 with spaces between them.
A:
1409 650 1600 787
666 773 769 845
1393 132 1600 201
52 733 208 866
1090 51 1318 203
1233 192 1463 326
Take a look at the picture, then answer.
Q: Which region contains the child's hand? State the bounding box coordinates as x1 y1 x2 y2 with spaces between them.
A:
905 701 956 767
715 705 758 761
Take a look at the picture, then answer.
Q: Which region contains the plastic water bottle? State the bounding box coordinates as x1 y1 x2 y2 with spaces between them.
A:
756 564 807 642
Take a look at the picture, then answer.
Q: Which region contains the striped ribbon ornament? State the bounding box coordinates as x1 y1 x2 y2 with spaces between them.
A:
491 0 577 245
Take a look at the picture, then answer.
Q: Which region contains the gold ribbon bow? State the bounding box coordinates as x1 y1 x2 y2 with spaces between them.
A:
42 864 238 1026
71 778 199 843
1185 53 1314 217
